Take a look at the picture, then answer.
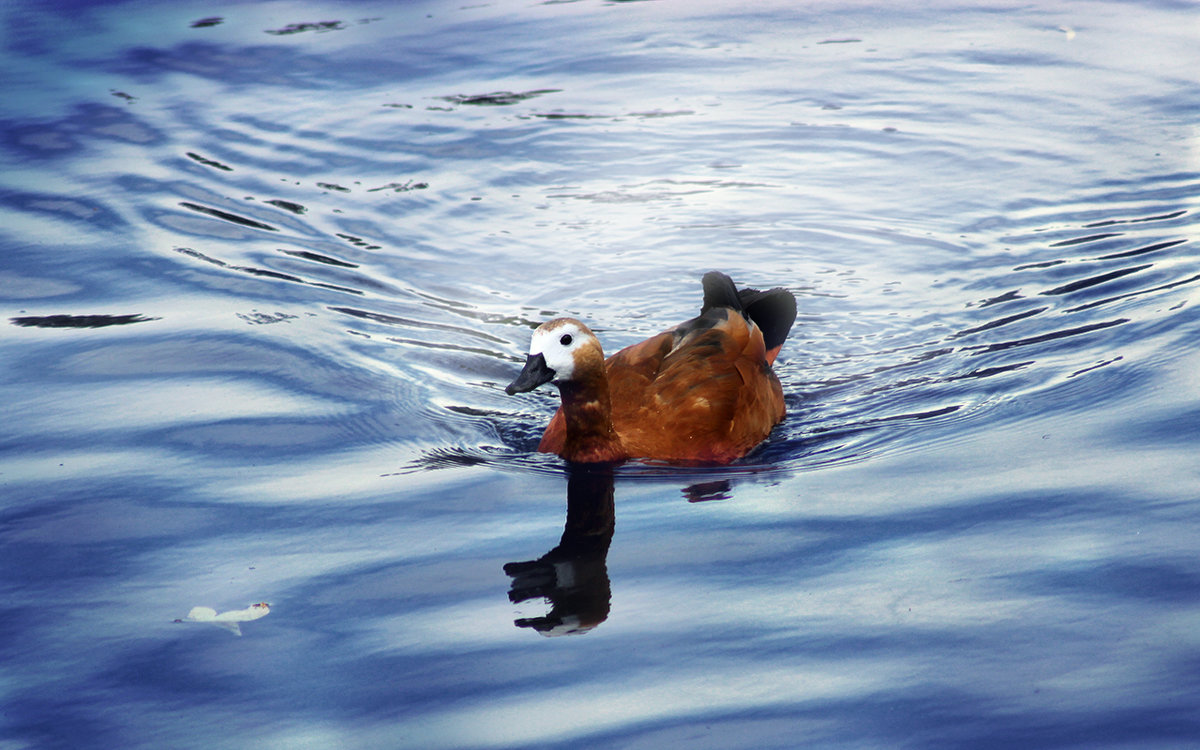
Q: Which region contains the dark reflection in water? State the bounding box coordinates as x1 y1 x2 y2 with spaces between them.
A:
504 468 756 635
178 201 278 231
439 89 562 107
184 151 231 171
505 465 615 636
683 479 733 502
265 21 348 36
174 246 365 296
10 313 159 328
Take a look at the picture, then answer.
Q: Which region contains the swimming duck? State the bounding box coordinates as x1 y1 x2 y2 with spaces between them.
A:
506 271 796 464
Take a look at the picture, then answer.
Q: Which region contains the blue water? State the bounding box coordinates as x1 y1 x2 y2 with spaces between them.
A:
3 0 1199 747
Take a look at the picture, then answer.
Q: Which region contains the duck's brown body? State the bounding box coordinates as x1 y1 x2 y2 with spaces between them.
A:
507 272 796 465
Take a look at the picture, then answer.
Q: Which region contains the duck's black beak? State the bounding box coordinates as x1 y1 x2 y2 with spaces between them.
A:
506 352 556 395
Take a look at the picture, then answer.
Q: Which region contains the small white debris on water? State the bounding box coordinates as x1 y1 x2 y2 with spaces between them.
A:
175 602 270 636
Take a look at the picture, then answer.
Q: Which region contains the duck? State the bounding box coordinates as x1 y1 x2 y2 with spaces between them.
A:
506 271 796 464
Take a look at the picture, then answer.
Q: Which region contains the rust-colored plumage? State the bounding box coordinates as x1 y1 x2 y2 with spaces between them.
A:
506 272 796 464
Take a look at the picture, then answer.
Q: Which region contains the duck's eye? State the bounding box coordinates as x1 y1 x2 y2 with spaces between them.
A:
559 333 573 346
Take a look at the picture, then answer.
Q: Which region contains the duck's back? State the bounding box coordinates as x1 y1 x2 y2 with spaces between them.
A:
538 305 786 463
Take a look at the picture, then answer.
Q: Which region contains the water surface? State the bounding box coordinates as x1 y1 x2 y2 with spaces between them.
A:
2 0 1199 748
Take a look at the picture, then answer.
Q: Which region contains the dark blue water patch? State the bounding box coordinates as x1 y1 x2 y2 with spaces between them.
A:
1013 557 1200 604
0 603 33 662
0 478 482 589
1133 83 1200 121
1 322 473 462
958 48 1076 69
0 488 226 582
1 102 164 159
539 690 1200 750
4 693 121 750
147 410 404 457
1 120 84 159
5 231 358 308
4 332 390 404
660 489 1145 576
100 639 248 707
109 41 430 90
1088 171 1200 206
1121 405 1200 448
0 188 127 229
228 113 293 135
72 101 165 144
88 632 549 738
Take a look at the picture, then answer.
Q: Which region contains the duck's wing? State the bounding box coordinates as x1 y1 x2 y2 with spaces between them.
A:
610 308 784 462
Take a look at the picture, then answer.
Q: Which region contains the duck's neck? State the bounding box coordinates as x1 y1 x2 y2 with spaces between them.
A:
556 373 626 463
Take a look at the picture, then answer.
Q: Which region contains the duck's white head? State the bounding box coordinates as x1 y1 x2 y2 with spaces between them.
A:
506 318 599 394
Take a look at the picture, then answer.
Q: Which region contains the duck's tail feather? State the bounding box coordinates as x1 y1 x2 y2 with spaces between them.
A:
738 285 796 354
701 271 742 314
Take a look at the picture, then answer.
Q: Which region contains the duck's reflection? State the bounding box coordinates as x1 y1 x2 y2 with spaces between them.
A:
683 478 732 502
504 465 615 636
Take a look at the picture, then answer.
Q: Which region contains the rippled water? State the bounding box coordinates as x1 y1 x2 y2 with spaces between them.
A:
3 0 1199 747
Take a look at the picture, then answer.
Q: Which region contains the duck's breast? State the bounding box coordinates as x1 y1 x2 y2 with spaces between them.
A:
535 328 673 456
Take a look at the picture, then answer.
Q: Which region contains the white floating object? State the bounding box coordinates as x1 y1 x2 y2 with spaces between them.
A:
177 602 270 636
